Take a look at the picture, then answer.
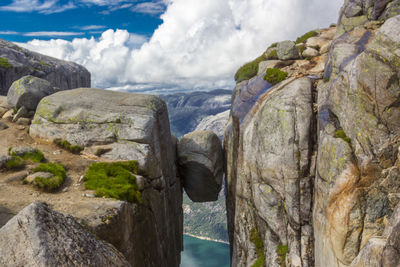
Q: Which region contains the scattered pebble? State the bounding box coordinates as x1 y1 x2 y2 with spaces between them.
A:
53 150 61 155
82 193 95 198
16 126 25 130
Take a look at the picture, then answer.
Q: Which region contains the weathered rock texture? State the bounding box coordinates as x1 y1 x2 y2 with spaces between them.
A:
178 130 223 202
225 2 400 266
7 75 57 112
315 13 400 267
0 202 131 267
0 39 90 96
194 110 230 140
27 88 183 266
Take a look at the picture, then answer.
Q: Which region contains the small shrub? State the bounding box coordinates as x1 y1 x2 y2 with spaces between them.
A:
234 54 267 83
54 138 84 154
5 156 25 170
83 161 141 203
250 228 265 267
33 163 66 191
265 49 278 60
0 57 13 69
333 129 351 144
276 245 289 267
295 30 318 44
264 68 288 85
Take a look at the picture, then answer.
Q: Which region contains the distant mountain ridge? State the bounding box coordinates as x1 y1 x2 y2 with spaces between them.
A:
160 89 231 138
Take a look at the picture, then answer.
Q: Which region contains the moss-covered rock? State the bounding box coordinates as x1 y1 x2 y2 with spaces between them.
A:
32 163 66 192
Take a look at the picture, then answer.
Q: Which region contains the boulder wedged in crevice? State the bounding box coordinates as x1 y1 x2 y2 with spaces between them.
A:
178 130 223 202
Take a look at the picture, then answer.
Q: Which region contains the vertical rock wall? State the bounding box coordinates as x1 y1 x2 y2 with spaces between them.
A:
225 1 400 266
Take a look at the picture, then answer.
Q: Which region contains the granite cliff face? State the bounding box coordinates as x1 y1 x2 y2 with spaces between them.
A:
0 39 90 96
224 1 400 266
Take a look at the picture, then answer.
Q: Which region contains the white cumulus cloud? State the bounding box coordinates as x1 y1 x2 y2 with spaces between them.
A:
19 0 343 93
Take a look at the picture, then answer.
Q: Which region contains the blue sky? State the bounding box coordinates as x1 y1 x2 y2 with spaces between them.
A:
0 0 343 93
0 0 164 42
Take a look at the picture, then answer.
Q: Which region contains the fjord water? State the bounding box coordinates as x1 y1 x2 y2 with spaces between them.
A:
181 235 230 267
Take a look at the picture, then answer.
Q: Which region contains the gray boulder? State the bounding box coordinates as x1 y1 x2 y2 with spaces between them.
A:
0 39 90 96
7 76 57 112
0 202 131 267
277 40 300 60
178 130 223 202
29 87 183 266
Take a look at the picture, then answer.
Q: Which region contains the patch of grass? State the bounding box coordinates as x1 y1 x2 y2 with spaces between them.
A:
234 54 267 83
276 244 289 267
5 156 25 170
54 138 84 154
10 149 45 163
0 57 13 69
264 68 288 85
33 163 66 191
266 49 278 60
295 30 318 44
250 228 265 267
333 129 351 144
83 161 141 203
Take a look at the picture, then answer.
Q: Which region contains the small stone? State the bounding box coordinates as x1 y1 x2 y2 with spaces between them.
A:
2 110 13 121
302 47 319 58
83 193 95 198
0 122 8 131
16 126 25 130
62 188 68 192
25 172 54 184
16 118 31 126
53 150 61 155
0 107 7 117
79 175 84 183
12 106 28 122
0 155 13 169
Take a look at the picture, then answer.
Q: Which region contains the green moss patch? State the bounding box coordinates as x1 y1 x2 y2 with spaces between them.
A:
234 54 267 83
83 161 141 203
333 129 351 144
295 30 318 44
250 228 265 267
276 244 289 266
54 138 84 154
10 149 45 163
0 57 13 69
264 68 288 84
5 156 25 170
33 163 66 191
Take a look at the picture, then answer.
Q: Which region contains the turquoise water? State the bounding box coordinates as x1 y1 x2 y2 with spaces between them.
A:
181 235 230 267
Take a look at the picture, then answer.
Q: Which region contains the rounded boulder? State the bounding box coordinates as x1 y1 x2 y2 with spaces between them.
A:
177 130 224 202
7 75 57 112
